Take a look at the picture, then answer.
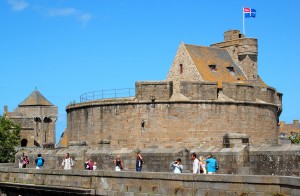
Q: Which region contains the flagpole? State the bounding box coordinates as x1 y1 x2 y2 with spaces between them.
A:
243 7 245 35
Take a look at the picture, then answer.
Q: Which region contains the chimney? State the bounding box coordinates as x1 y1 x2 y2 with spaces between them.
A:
279 121 285 126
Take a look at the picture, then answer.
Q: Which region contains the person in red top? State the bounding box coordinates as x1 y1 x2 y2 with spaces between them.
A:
88 158 93 170
22 156 29 168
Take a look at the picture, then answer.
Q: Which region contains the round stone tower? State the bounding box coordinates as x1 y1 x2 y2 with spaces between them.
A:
211 30 258 81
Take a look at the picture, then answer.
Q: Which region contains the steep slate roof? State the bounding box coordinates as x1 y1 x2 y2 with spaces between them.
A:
18 90 53 106
184 44 247 83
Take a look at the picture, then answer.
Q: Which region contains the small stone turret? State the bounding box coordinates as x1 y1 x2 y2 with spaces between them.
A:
211 30 258 81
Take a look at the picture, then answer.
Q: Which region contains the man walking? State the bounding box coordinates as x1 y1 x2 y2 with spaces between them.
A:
205 154 218 174
61 153 74 170
35 154 45 169
191 152 200 174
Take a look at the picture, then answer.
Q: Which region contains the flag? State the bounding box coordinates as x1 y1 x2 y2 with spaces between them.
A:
244 7 256 18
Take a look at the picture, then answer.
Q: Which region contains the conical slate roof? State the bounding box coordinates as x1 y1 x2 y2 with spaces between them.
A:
18 89 53 106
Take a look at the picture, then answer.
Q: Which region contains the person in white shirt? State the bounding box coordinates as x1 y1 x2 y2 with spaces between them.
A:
170 158 183 173
191 152 200 174
61 153 74 170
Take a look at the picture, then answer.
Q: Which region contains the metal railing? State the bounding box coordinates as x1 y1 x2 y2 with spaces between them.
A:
80 88 135 102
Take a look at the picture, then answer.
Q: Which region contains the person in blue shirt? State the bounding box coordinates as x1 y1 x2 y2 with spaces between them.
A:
205 154 218 174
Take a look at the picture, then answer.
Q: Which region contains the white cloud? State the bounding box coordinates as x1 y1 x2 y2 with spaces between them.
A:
47 7 92 26
47 8 77 17
78 13 92 26
8 0 29 11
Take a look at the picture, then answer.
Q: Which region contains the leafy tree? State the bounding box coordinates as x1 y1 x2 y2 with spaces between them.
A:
0 115 21 163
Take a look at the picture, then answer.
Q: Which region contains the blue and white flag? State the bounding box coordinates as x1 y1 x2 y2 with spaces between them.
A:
244 7 256 18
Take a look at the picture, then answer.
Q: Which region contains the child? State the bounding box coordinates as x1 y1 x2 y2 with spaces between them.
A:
93 162 97 170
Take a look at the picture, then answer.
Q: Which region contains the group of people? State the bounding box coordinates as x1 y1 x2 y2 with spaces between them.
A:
191 153 218 174
113 152 144 172
18 153 72 170
18 152 218 174
18 153 29 168
170 153 218 174
84 158 97 170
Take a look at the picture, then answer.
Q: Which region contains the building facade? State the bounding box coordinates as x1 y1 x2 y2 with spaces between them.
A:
4 89 57 147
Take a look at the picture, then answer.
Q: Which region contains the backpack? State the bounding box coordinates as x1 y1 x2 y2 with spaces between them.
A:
37 157 43 166
215 160 219 171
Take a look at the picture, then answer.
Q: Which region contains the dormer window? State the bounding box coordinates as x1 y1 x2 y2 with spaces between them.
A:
179 64 183 74
209 64 216 71
209 64 217 76
226 66 235 77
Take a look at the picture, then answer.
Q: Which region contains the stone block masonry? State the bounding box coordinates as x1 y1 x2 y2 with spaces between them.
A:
66 81 280 150
0 167 300 195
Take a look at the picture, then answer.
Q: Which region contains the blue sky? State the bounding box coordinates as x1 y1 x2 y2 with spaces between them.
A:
1 0 299 143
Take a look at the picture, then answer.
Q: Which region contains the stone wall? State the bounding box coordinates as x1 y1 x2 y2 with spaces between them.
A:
250 144 300 176
14 143 300 176
66 101 278 149
0 168 300 195
135 81 173 101
8 106 57 147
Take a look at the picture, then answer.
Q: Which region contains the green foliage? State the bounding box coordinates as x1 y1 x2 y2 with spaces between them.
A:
289 131 300 144
0 115 21 163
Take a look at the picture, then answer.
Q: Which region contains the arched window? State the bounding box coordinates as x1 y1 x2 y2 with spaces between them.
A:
21 139 28 147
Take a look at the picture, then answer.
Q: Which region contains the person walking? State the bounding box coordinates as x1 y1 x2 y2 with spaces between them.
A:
84 159 90 170
35 154 45 169
19 153 25 168
191 152 200 174
170 158 183 173
114 155 123 171
22 156 29 168
205 154 218 174
61 153 74 170
199 156 207 174
136 153 143 172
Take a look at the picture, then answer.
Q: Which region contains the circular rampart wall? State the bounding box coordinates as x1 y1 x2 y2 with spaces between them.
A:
66 99 278 149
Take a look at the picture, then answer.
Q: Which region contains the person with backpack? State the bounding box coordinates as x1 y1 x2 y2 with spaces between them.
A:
35 153 45 169
205 154 218 174
61 153 74 170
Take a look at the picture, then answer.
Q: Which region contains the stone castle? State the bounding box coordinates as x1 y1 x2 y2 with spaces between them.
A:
63 29 282 149
5 30 300 176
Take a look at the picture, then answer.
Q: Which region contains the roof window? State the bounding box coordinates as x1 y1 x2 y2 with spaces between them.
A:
209 64 217 76
226 66 236 78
